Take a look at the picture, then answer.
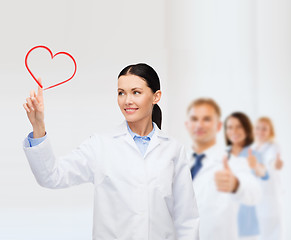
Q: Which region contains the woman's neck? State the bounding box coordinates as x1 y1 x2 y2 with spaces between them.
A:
256 140 268 147
127 117 153 136
231 144 244 156
254 140 271 150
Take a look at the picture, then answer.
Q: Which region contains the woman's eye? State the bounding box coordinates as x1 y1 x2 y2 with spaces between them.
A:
134 91 141 95
118 92 124 96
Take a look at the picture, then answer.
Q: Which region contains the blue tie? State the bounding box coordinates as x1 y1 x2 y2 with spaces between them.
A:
191 153 205 180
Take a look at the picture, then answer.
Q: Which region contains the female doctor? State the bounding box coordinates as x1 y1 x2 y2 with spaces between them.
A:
253 117 284 240
224 112 268 240
22 63 200 240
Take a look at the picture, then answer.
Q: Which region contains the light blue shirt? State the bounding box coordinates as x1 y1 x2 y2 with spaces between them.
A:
237 146 268 237
27 122 155 156
27 132 47 147
126 122 155 156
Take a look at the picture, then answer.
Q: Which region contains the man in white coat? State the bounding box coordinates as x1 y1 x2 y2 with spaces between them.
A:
185 98 261 240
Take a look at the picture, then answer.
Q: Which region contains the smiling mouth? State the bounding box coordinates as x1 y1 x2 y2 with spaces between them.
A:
125 108 138 113
231 135 241 139
195 131 205 135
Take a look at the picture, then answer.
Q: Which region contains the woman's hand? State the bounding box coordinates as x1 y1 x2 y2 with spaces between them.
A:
275 153 284 170
23 77 45 138
254 163 267 177
247 149 257 169
248 149 267 177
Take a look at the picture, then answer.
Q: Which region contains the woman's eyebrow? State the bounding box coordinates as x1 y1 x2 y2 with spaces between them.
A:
117 87 143 91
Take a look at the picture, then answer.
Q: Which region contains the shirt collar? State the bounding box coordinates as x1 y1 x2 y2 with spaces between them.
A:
112 121 168 140
239 146 251 157
190 144 223 163
126 121 155 140
227 145 249 157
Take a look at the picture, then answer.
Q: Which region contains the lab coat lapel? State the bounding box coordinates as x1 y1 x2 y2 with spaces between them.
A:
144 133 161 158
123 132 141 154
112 121 169 158
112 121 141 155
144 123 168 158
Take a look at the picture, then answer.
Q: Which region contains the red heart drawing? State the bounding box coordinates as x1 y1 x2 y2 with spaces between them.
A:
25 45 77 90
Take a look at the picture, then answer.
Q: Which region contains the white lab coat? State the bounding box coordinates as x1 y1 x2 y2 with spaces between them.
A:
187 144 261 240
23 122 200 240
252 142 283 240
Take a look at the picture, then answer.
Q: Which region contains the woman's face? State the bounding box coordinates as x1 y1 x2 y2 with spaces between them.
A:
255 121 271 142
225 117 247 146
117 74 161 124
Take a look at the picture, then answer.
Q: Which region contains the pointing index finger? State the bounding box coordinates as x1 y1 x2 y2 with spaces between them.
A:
37 77 44 98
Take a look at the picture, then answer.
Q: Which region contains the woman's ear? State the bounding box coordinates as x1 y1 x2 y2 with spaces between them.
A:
153 90 162 104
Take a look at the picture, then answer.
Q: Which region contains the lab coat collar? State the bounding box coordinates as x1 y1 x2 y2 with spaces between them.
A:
112 121 169 158
205 144 225 163
126 121 155 140
252 141 274 152
190 143 224 164
112 121 169 139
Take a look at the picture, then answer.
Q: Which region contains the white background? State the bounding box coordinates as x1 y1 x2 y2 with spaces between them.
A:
0 0 290 239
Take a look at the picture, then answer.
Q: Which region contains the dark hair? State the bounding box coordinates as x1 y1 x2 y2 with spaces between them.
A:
118 63 162 129
224 112 254 147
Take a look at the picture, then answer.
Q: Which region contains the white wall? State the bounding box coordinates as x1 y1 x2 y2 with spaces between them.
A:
0 0 290 239
256 0 291 236
166 0 291 239
166 0 258 144
0 1 167 239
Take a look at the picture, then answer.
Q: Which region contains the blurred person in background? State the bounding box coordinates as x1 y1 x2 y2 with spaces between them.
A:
253 117 284 240
185 98 261 240
224 112 268 240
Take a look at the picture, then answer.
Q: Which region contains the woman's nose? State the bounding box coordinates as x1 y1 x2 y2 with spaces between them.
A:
125 94 133 105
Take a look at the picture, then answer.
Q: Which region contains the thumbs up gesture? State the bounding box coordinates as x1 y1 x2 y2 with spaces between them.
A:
247 149 257 169
247 148 268 177
215 156 239 193
275 153 284 170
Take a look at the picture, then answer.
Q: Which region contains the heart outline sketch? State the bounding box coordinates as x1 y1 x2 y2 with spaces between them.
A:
25 45 77 90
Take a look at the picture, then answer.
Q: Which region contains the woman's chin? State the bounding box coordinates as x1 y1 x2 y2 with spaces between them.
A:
124 116 138 123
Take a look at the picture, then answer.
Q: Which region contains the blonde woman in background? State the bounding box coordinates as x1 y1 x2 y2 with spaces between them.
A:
224 112 268 240
253 117 284 240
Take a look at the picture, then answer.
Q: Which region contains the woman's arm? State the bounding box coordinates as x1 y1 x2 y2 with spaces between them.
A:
23 77 45 138
23 78 97 188
248 149 269 179
23 135 97 188
230 156 262 205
